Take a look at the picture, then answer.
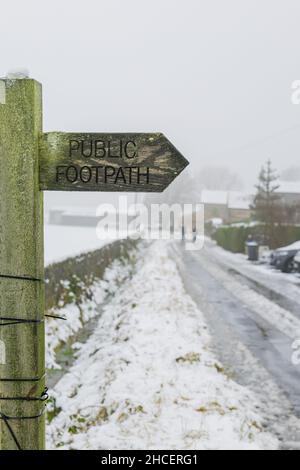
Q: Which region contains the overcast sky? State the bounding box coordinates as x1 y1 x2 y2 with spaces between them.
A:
1 0 300 206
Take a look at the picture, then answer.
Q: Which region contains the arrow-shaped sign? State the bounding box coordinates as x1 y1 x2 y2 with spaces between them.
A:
39 133 189 192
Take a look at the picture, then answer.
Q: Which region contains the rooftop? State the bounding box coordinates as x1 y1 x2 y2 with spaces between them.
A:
201 190 228 205
228 191 253 210
201 190 252 210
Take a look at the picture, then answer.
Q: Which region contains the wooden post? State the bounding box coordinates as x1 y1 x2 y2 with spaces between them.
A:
0 78 45 450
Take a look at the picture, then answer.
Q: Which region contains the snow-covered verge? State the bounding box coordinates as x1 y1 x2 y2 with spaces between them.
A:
47 241 277 450
46 255 136 369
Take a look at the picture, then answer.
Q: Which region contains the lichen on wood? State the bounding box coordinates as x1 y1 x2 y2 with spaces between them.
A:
0 79 45 450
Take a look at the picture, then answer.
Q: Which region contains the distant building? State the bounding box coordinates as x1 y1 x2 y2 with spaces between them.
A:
201 190 228 222
200 190 252 224
276 182 300 205
49 207 99 227
276 182 300 223
228 192 253 224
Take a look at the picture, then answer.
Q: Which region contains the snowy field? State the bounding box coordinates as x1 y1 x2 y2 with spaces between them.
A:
45 224 112 265
47 241 277 450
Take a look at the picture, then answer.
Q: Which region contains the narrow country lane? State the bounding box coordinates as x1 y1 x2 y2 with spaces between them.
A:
171 241 300 450
47 241 279 450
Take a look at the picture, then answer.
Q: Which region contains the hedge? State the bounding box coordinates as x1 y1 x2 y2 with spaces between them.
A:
45 237 139 311
212 224 300 253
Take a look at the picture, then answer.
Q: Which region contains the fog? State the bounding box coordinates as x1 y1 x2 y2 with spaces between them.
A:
1 0 300 207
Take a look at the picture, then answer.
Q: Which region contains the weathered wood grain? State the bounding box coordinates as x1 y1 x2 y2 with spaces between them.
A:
39 133 189 192
0 79 45 450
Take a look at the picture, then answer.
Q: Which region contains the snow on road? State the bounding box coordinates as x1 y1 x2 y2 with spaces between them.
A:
199 248 300 341
171 242 300 447
47 241 277 450
208 240 300 305
199 241 300 340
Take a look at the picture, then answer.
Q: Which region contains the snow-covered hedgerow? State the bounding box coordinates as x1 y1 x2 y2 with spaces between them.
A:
47 241 277 450
46 252 137 369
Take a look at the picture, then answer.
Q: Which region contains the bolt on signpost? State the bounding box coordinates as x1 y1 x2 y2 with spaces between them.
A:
0 77 189 450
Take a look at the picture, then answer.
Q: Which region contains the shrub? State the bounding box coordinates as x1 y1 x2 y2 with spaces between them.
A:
212 224 300 253
45 238 138 311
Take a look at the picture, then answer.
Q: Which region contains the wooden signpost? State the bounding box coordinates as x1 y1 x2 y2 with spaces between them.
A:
0 77 189 450
39 133 188 192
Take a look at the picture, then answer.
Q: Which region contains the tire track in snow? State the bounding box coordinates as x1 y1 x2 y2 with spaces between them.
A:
199 248 300 341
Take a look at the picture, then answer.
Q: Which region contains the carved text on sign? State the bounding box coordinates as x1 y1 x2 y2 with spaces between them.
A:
39 133 189 192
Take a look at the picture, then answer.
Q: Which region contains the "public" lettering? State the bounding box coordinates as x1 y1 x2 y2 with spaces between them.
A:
69 139 137 160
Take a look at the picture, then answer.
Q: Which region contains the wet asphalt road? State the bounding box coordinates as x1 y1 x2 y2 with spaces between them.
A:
171 242 300 448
